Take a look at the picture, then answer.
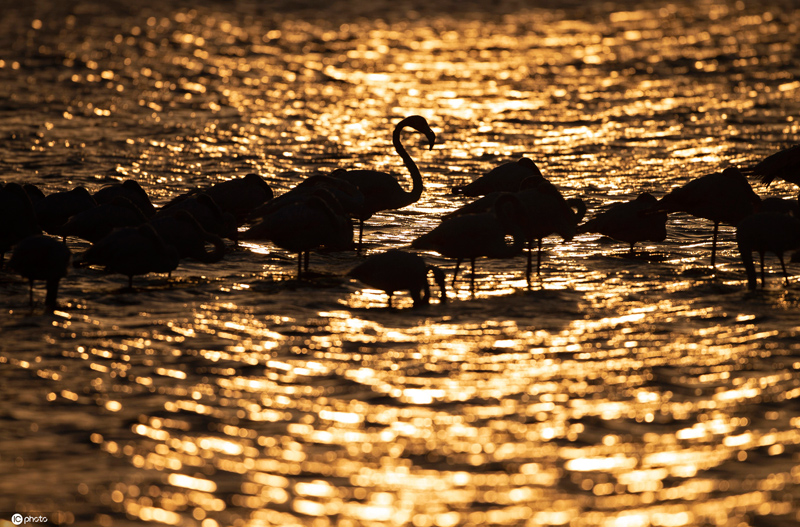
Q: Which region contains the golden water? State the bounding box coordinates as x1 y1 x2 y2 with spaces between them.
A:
2 1 800 526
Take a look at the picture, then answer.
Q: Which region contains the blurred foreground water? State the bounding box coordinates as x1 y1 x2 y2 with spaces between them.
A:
2 1 800 526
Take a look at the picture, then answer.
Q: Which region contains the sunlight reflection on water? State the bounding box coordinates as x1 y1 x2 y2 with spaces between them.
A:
2 0 800 526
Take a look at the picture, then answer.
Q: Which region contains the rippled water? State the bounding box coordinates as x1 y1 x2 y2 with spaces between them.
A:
3 1 800 526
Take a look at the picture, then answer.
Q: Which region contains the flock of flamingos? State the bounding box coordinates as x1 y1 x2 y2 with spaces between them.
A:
2 114 800 312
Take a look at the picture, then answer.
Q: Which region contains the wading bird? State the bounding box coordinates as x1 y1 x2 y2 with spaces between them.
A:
150 210 226 263
1 183 41 264
751 144 800 187
736 211 800 290
577 193 668 254
452 157 542 196
412 193 526 295
78 224 180 289
164 173 274 225
93 179 157 218
348 249 447 308
333 115 436 251
242 190 353 277
9 234 70 311
657 167 761 269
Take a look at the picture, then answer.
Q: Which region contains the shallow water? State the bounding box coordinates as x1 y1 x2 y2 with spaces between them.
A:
2 1 800 526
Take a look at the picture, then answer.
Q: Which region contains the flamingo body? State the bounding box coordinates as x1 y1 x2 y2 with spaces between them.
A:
348 249 446 308
453 157 542 196
9 234 70 311
736 212 800 290
577 192 667 252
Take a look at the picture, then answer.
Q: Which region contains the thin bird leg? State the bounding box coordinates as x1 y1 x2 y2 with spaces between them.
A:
537 238 543 276
526 240 533 286
304 250 310 272
779 253 789 286
711 221 719 269
28 279 34 305
297 252 303 278
357 220 364 254
629 242 635 255
760 251 766 288
387 292 393 310
469 257 476 297
128 275 134 289
451 258 462 288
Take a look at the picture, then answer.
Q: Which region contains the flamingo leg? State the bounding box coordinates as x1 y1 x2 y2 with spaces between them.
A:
388 292 393 309
779 253 789 286
128 275 134 289
470 257 476 297
759 251 766 288
537 238 543 276
710 221 719 269
451 258 462 288
357 220 364 253
304 250 310 272
297 252 303 278
28 279 34 305
525 241 533 287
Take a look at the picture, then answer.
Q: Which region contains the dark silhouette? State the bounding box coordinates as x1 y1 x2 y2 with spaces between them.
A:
348 249 446 308
333 115 436 251
412 193 526 295
150 211 226 263
242 190 353 277
1 183 42 264
158 193 238 243
577 193 667 254
752 144 800 187
94 179 157 218
57 197 148 243
78 225 180 288
164 173 273 225
453 157 542 196
736 212 800 290
34 186 97 235
657 167 760 268
9 234 70 311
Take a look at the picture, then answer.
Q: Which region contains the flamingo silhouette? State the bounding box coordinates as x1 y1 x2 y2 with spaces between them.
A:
34 186 97 235
164 173 273 225
57 197 148 243
78 224 180 288
1 183 41 264
158 193 238 243
453 157 542 196
9 234 70 311
242 190 353 277
150 210 226 263
94 179 157 218
736 211 800 290
577 193 667 254
333 115 436 251
411 193 526 295
515 179 586 282
751 144 800 187
348 249 447 308
657 167 760 268
249 171 364 222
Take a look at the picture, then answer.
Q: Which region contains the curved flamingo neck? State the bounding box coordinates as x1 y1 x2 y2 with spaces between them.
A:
393 123 423 204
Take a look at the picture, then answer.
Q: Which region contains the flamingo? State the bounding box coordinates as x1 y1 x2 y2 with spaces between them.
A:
78 224 180 288
94 179 157 218
411 193 526 295
577 193 668 254
515 178 586 282
34 186 97 235
736 211 800 290
751 144 800 187
348 249 447 308
249 171 364 222
333 115 436 251
150 210 226 263
164 173 273 225
657 167 761 268
57 197 148 243
1 183 41 264
8 234 70 311
452 157 542 196
242 190 353 277
157 193 238 242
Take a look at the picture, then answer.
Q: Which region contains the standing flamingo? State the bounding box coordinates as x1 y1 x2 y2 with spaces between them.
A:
9 234 70 311
751 144 800 187
577 193 668 254
348 249 447 308
736 211 800 290
657 167 761 269
333 115 436 251
411 193 526 295
242 190 353 277
1 183 41 264
452 157 542 196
